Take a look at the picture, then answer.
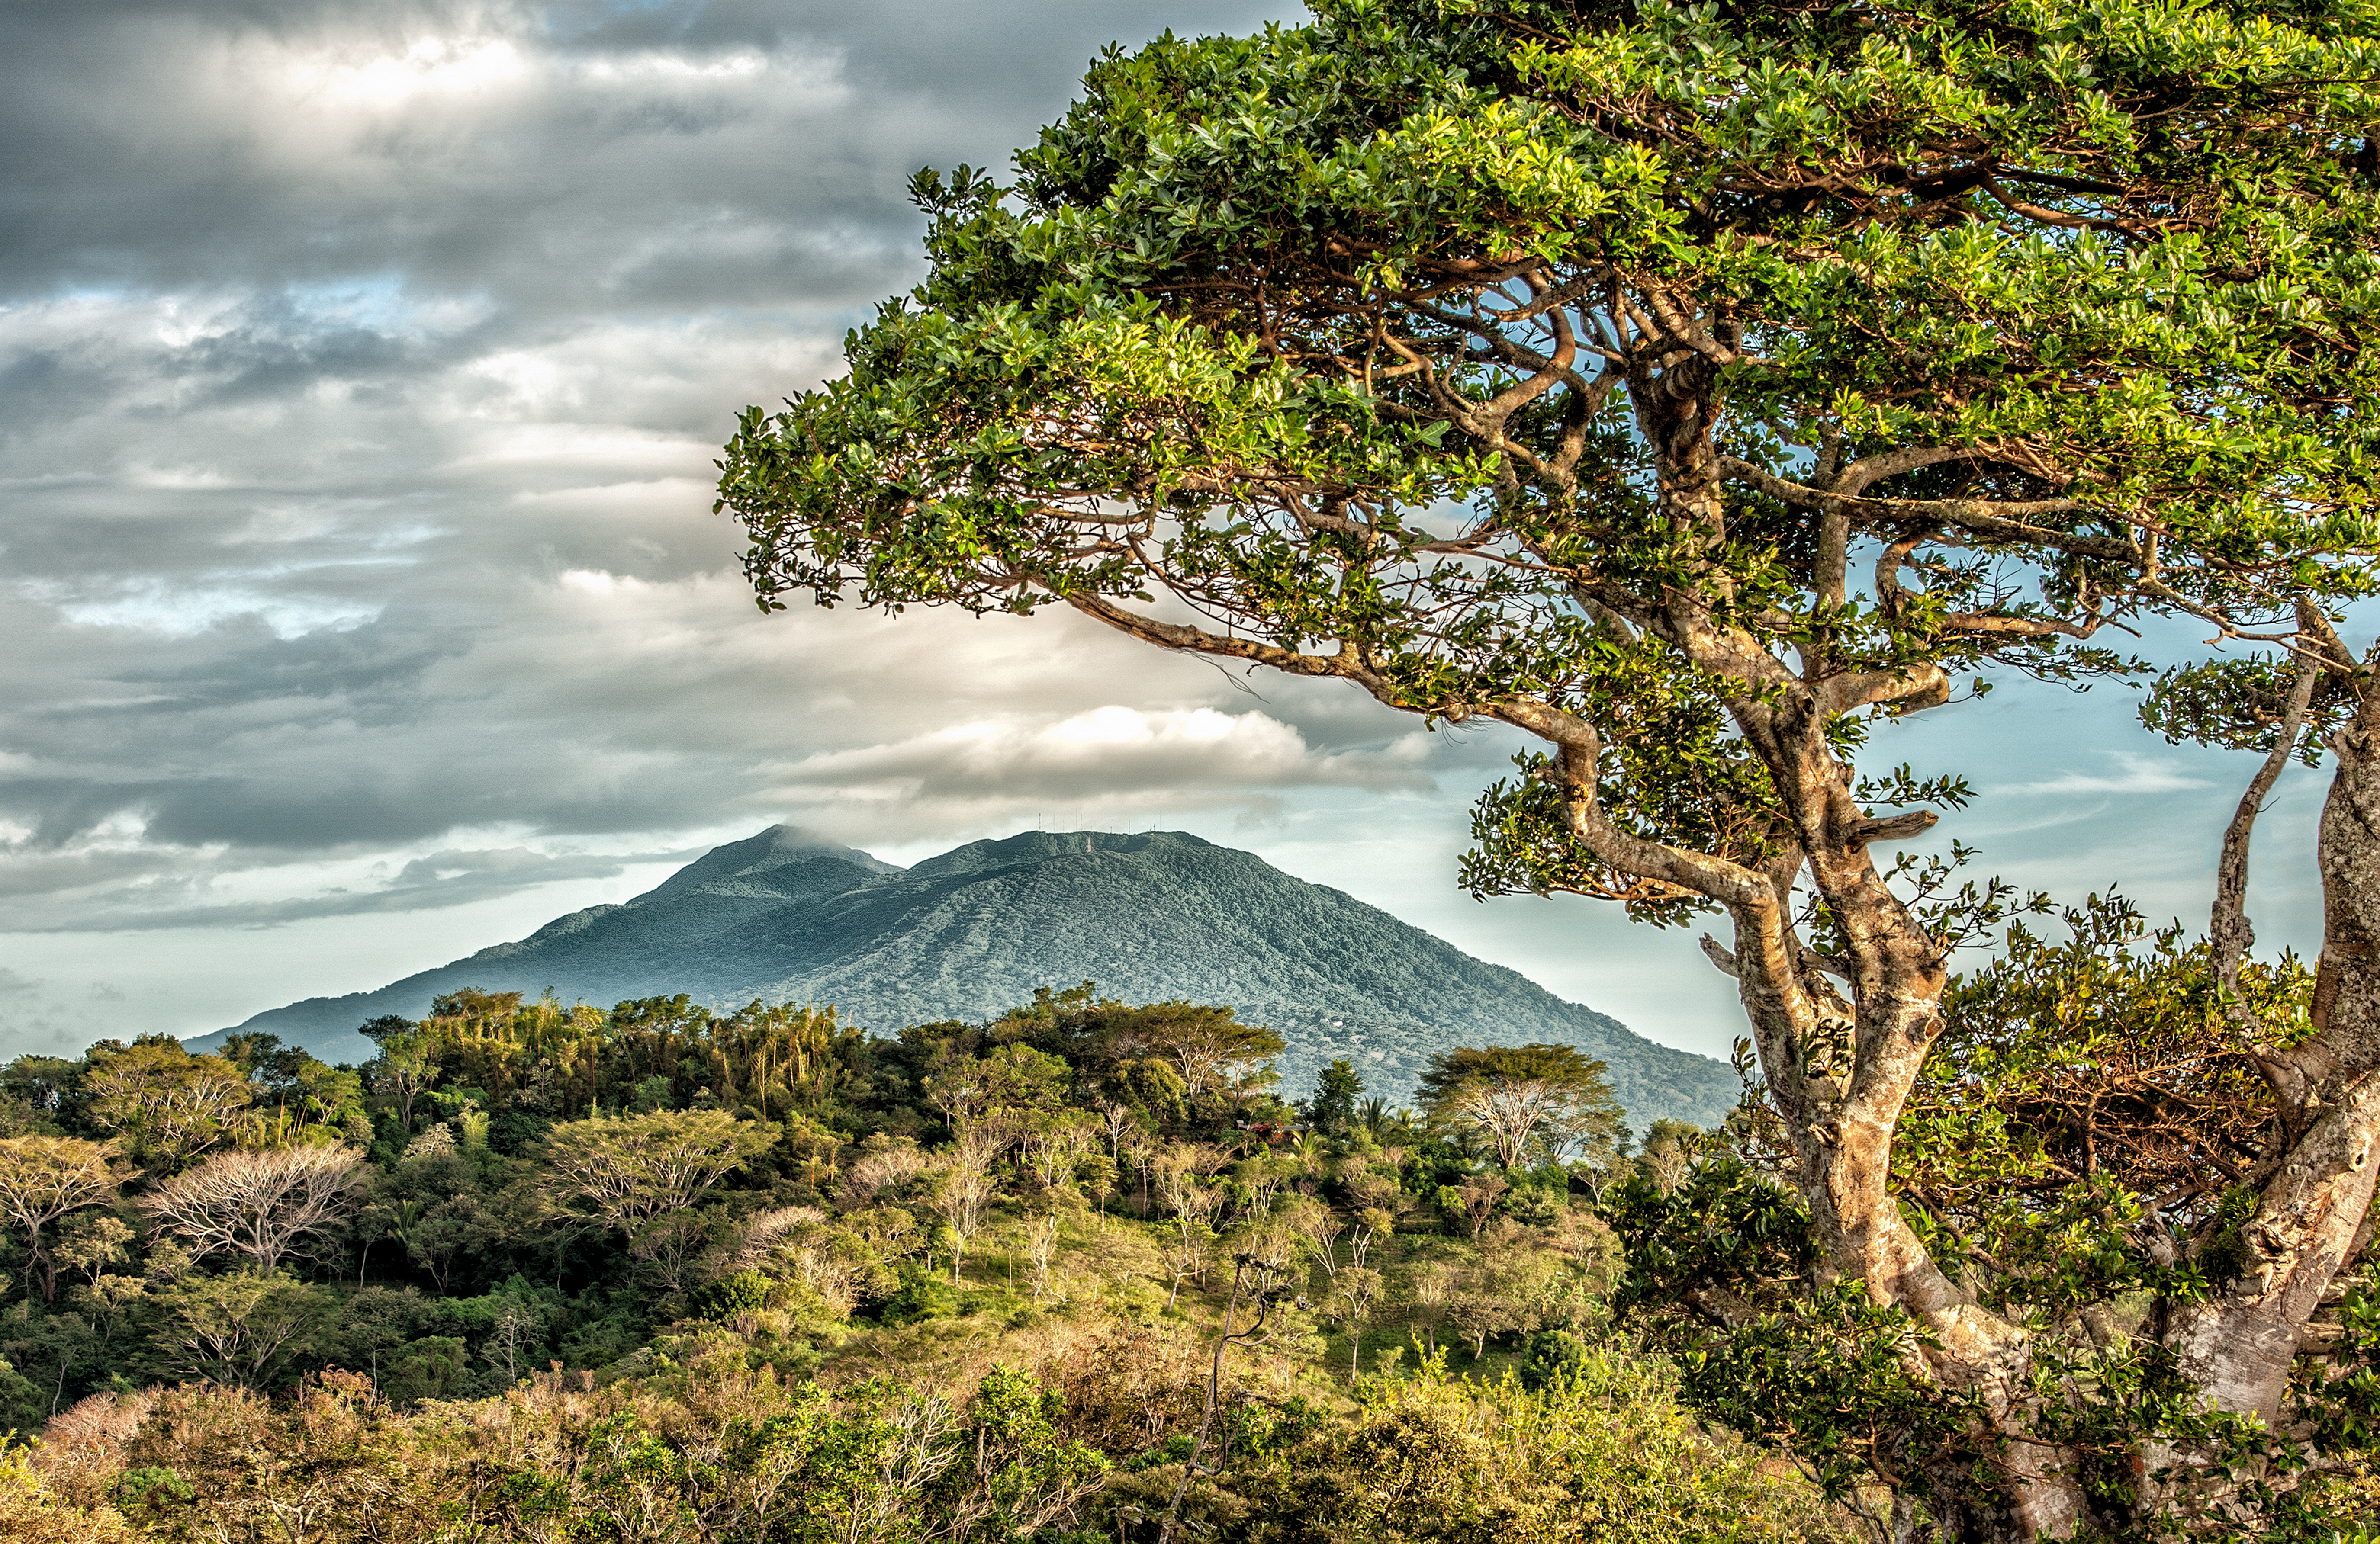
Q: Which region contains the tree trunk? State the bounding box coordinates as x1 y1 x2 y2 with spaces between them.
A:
2148 671 2380 1509
1617 355 2092 1540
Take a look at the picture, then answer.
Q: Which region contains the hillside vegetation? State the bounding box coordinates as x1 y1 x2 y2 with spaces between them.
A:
0 982 1849 1544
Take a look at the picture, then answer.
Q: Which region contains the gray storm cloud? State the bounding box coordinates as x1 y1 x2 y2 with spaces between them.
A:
0 23 1312 886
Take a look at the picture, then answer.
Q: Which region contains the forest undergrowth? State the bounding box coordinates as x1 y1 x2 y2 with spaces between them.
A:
0 983 1855 1543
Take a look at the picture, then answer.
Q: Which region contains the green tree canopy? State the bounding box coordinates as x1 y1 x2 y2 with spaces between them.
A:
540 1110 777 1237
990 983 1286 1105
1418 1043 1624 1168
83 1039 251 1174
1306 1057 1365 1136
0 1135 125 1304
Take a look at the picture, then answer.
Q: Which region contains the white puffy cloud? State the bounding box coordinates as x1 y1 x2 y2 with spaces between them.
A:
761 706 1434 831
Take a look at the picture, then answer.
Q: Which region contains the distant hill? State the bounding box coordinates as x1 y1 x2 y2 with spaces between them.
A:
189 828 1738 1129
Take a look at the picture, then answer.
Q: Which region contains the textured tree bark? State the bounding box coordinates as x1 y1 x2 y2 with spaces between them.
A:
2129 629 2379 1528
1723 710 2088 1543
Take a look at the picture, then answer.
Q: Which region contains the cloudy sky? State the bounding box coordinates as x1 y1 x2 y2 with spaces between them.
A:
0 0 2341 1066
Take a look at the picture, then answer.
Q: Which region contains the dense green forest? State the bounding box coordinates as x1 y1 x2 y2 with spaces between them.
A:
0 982 1851 1543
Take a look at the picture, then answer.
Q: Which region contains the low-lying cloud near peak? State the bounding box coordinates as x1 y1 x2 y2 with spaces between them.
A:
763 706 1436 831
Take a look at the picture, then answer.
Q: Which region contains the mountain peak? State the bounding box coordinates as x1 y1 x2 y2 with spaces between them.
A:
627 825 902 907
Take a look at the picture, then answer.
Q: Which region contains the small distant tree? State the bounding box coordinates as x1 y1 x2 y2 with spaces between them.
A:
1634 1120 1704 1195
54 1212 133 1294
1333 1266 1384 1387
1446 1291 1510 1364
485 1295 541 1385
990 987 1285 1107
427 989 524 1021
838 1140 930 1211
219 1032 367 1138
1418 1045 1624 1170
1304 1059 1363 1137
931 1119 1006 1284
1147 1007 1283 1101
1067 999 1284 1101
1153 1147 1225 1307
542 1110 776 1236
1439 1174 1509 1245
1020 1114 1094 1210
1284 1195 1345 1283
1230 1152 1292 1216
141 1144 366 1274
0 1055 87 1136
360 1018 437 1133
151 1270 334 1389
627 1210 718 1294
1097 1102 1133 1163
924 1043 1069 1128
1078 1152 1119 1225
1348 1206 1395 1272
1024 1211 1061 1303
1409 1263 1452 1358
0 1135 125 1303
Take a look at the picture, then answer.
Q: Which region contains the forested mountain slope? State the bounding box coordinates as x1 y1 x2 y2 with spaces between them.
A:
193 828 1734 1126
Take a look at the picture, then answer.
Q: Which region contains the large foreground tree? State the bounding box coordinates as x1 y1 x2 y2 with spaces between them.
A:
717 0 2380 1535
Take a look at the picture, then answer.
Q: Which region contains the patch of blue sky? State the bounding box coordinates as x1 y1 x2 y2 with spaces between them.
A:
275 275 494 337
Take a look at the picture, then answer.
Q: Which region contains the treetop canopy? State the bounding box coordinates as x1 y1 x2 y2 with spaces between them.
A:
725 0 2380 679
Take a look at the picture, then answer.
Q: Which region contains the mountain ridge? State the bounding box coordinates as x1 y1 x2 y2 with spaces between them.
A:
189 827 1737 1127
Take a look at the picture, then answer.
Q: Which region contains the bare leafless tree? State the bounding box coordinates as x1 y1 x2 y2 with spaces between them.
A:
1022 1114 1093 1208
930 1118 1006 1285
1451 1174 1508 1244
1333 1266 1383 1386
1024 1211 1060 1303
1283 1194 1344 1283
1444 1078 1572 1170
141 1143 366 1274
835 1141 927 1211
1153 1147 1224 1308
